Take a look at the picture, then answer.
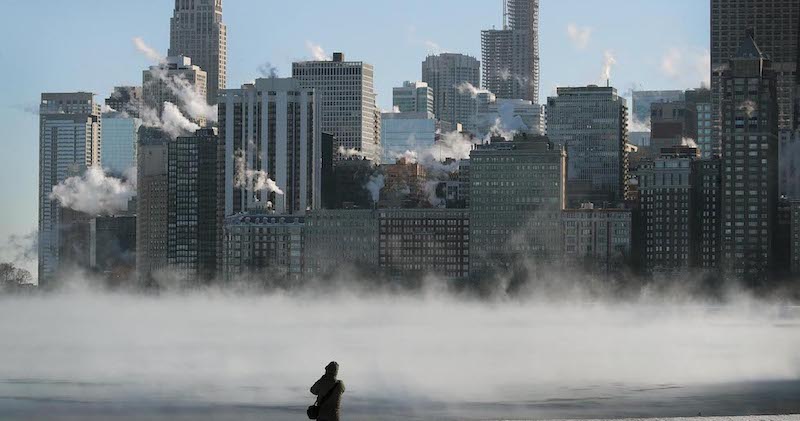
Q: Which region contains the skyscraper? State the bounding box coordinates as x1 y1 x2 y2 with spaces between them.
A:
101 111 140 175
218 78 322 216
711 0 799 133
292 52 380 161
38 93 101 287
547 85 630 206
168 128 223 282
142 56 207 125
168 0 227 105
481 0 540 102
393 81 434 114
105 86 143 118
136 128 169 285
720 35 780 281
380 111 436 163
421 53 481 130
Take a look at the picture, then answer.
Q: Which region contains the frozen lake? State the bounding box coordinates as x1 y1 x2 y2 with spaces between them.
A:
1 290 798 420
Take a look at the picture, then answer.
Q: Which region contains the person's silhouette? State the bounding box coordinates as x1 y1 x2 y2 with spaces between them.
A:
308 361 345 421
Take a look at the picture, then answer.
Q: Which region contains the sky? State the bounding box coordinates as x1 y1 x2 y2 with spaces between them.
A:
0 0 710 271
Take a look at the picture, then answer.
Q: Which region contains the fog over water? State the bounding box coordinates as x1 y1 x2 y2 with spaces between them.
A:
1 281 799 420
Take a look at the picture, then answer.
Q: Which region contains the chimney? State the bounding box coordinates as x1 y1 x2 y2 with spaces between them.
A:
333 52 345 62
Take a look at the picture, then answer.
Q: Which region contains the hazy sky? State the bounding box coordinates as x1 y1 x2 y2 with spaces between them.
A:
0 0 710 257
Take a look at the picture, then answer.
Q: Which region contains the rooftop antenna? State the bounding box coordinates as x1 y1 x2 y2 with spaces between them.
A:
503 0 508 30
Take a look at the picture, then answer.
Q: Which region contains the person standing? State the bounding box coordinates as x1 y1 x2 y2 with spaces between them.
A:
308 361 345 421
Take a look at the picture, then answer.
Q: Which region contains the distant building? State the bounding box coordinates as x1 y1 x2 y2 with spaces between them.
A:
218 78 321 216
142 55 208 125
393 81 434 114
547 85 629 206
136 128 170 284
292 52 381 161
222 212 305 282
693 158 723 270
719 35 780 282
650 101 696 153
779 129 800 199
476 98 545 138
422 53 481 130
90 215 137 285
167 128 223 283
790 200 800 274
168 0 227 105
481 0 540 102
329 159 378 209
104 86 143 118
630 90 684 129
101 114 140 175
380 158 429 208
378 209 470 280
685 88 714 158
469 133 566 277
38 92 101 287
561 204 632 274
305 209 379 276
380 112 436 163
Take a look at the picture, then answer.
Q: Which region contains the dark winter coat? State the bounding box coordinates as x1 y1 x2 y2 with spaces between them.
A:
311 362 345 421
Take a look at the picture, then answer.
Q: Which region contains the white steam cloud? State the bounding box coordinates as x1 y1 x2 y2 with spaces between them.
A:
337 146 365 159
739 100 757 118
456 82 492 99
132 37 165 63
600 50 617 83
566 23 592 49
49 167 136 216
365 173 385 203
305 41 328 61
681 137 699 148
141 102 201 139
233 151 284 196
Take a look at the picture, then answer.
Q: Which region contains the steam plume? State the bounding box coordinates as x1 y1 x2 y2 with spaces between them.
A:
49 167 136 216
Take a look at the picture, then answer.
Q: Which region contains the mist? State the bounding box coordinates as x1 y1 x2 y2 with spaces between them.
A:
1 279 799 419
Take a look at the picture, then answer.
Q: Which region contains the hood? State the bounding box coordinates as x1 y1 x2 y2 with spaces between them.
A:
325 361 339 377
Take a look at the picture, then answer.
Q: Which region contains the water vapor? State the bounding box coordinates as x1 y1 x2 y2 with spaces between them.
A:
132 37 165 63
233 151 284 195
305 41 328 61
49 167 136 216
566 23 592 49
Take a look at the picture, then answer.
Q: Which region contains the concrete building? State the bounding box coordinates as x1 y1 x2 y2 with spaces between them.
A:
143 55 208 125
218 78 321 216
378 209 470 280
481 0 540 102
136 128 170 284
101 113 140 175
105 86 143 118
380 112 436 163
711 1 799 133
292 52 380 161
561 204 632 274
421 53 481 130
168 0 227 105
476 98 545 139
38 92 101 287
167 128 222 282
380 158 429 209
631 90 684 130
222 212 305 282
469 133 566 277
393 81 434 114
305 209 379 276
90 215 137 284
649 101 696 153
779 129 800 199
720 35 780 281
547 85 629 207
693 158 723 270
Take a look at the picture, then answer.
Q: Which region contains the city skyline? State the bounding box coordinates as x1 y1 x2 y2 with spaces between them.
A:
2 1 709 277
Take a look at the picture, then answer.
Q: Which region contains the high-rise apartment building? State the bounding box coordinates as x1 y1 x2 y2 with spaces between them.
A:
547 85 630 206
218 78 321 216
421 53 481 130
685 88 714 158
393 81 434 114
561 204 632 274
105 86 143 118
167 128 223 282
711 1 799 134
168 0 227 105
720 35 780 281
469 133 566 278
143 56 207 125
136 128 170 285
481 0 540 102
292 52 380 161
38 93 101 287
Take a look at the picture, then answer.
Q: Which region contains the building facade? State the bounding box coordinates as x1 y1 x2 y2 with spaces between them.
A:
561 205 632 274
469 134 566 277
421 53 481 130
101 114 140 175
292 52 380 161
90 215 137 284
476 98 545 139
380 112 436 163
378 209 470 280
218 78 321 216
304 209 379 276
393 81 434 114
105 86 143 118
168 0 227 105
631 90 685 129
481 0 540 102
143 55 208 124
38 92 101 287
222 212 305 282
547 86 630 206
685 88 714 158
136 128 170 284
167 128 222 282
720 35 780 281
